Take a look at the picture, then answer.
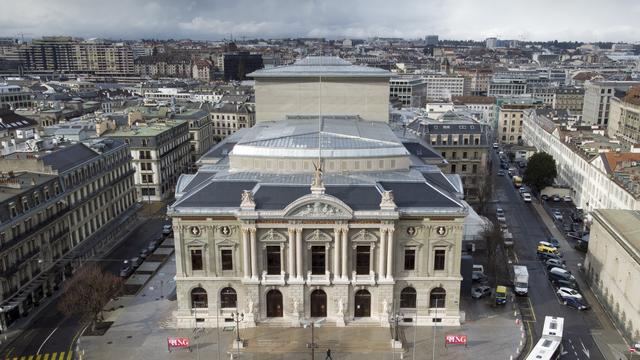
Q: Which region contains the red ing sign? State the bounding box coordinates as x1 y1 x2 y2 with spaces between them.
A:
167 337 190 350
445 335 468 345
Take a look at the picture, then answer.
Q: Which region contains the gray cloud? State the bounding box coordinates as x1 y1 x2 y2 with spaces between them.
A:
0 0 638 42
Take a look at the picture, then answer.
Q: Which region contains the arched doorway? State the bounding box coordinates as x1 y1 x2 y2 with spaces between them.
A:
354 289 371 317
266 289 283 317
191 287 208 308
310 289 327 317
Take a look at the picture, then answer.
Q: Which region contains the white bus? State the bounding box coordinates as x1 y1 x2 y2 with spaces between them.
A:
525 316 564 360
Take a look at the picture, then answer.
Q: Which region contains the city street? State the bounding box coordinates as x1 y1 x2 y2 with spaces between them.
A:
491 151 609 360
0 213 166 360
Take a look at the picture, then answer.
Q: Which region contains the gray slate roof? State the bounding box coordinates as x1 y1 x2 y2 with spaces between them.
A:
41 143 98 172
248 56 391 78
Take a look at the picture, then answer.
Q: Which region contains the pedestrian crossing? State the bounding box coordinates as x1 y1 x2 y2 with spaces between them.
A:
5 351 73 360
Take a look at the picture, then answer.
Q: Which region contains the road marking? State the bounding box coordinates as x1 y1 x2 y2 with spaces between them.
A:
525 321 534 355
37 323 62 355
35 356 41 360
67 323 89 360
43 355 48 360
526 297 537 322
27 356 33 360
65 353 71 360
50 354 56 360
580 339 590 358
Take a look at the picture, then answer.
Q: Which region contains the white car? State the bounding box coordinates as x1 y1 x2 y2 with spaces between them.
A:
552 210 563 221
162 224 172 235
557 287 583 300
522 193 532 202
496 208 506 222
471 286 492 299
563 196 572 202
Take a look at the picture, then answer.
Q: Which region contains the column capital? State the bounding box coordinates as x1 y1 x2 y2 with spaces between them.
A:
249 227 257 235
295 227 303 235
288 227 296 236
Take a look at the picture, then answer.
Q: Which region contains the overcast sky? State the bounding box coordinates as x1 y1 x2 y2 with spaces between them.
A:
1 0 639 42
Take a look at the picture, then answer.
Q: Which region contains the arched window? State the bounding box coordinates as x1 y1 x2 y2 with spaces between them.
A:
429 287 446 308
400 287 417 308
220 287 237 308
502 136 506 141
191 287 208 308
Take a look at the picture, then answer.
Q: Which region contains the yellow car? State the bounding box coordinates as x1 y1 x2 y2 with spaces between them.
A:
537 244 559 255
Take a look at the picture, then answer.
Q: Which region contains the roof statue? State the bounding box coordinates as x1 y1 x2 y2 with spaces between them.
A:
380 190 397 210
311 160 325 195
240 189 256 209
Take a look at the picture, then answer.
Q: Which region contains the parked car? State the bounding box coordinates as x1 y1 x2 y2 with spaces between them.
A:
552 210 563 221
139 248 150 259
551 278 579 290
496 208 506 222
563 196 572 202
522 193 532 202
571 212 583 223
563 223 572 232
562 296 590 310
546 258 567 269
538 251 564 262
548 267 575 282
472 271 488 283
546 237 560 248
541 194 549 201
492 143 499 149
162 224 172 236
147 239 159 252
471 286 492 299
552 195 561 202
538 240 558 249
518 161 527 168
129 256 143 268
497 170 505 176
120 265 133 278
572 223 582 232
557 287 583 300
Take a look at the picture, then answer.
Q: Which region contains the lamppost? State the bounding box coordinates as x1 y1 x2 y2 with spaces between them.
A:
390 311 404 360
231 312 244 357
301 318 325 360
432 298 441 360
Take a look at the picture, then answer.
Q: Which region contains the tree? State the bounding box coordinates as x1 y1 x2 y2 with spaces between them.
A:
58 265 123 331
482 218 508 290
523 152 557 192
475 171 494 216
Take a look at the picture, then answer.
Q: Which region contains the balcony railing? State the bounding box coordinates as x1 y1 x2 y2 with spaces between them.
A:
261 271 286 285
0 206 70 253
306 271 331 285
351 270 376 286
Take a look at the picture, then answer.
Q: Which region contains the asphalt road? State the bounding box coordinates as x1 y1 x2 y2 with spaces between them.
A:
1 216 166 360
491 151 605 360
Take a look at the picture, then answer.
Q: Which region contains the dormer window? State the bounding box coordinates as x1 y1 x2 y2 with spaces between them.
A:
44 187 50 200
21 197 29 211
9 203 17 218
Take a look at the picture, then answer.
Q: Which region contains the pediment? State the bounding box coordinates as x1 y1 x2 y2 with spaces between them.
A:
351 229 378 243
304 229 333 243
259 229 287 243
185 238 208 247
283 194 353 219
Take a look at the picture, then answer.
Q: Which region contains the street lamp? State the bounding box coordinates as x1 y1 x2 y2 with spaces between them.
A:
231 312 244 357
301 318 326 360
390 311 404 342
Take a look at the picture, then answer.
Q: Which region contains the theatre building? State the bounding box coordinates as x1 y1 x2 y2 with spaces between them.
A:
168 57 469 328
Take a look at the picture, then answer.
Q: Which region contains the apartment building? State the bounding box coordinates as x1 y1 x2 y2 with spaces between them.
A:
19 37 135 75
0 138 136 328
105 120 190 201
0 85 34 110
608 86 640 148
522 109 640 211
582 81 640 126
552 87 585 114
174 109 215 170
408 112 490 201
452 96 496 128
134 54 192 78
454 68 493 96
487 79 527 97
498 103 536 144
424 75 468 101
210 103 255 141
389 77 427 108
585 209 640 344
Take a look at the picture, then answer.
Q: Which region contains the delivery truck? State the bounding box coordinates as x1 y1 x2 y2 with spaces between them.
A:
513 265 529 296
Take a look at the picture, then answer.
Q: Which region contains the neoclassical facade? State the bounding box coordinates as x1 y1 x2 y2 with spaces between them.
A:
169 116 468 328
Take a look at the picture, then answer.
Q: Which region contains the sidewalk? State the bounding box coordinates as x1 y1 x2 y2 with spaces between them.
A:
81 256 525 360
530 201 633 360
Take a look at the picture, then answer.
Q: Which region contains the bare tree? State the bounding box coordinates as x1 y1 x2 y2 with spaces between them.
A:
58 264 123 331
482 216 509 290
475 171 494 216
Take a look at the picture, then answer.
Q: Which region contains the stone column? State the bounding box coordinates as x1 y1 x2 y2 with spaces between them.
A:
333 228 341 279
378 228 387 279
386 229 394 280
295 228 303 281
242 227 251 279
250 227 258 280
288 228 296 280
341 228 348 280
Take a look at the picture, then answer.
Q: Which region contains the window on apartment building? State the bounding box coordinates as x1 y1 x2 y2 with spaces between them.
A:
21 197 29 211
266 246 281 275
462 164 467 172
462 152 467 159
404 248 416 271
9 203 17 218
451 151 457 159
434 249 446 271
191 249 203 271
221 249 233 270
311 246 326 275
472 164 478 174
475 138 480 145
44 187 50 200
355 246 371 275
463 138 469 145
451 164 456 173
